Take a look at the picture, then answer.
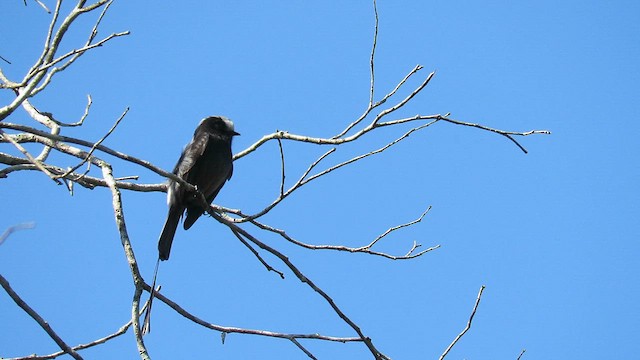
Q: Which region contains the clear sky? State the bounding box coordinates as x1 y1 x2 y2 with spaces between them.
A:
1 1 639 359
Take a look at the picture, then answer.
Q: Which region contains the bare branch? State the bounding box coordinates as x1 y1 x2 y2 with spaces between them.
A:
16 95 60 162
230 227 285 279
6 302 148 360
56 107 129 180
100 162 150 359
439 285 486 360
0 0 128 121
219 211 439 260
516 349 527 360
369 0 379 108
239 119 437 222
290 338 317 360
31 30 130 96
438 116 551 154
365 206 432 249
139 282 362 344
211 212 391 360
1 0 549 357
0 129 61 184
334 0 380 139
0 222 36 246
0 274 84 360
34 0 52 13
0 122 176 182
277 136 286 197
0 160 160 192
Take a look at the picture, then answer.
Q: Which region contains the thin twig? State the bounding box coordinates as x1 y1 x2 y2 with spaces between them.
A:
0 222 36 246
224 212 439 260
277 136 285 197
56 107 129 179
239 120 437 222
290 338 317 360
0 129 61 184
438 116 551 154
362 206 432 251
439 285 486 360
369 0 378 107
230 227 285 279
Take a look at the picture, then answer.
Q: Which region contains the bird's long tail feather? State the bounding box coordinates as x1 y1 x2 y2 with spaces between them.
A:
142 257 160 335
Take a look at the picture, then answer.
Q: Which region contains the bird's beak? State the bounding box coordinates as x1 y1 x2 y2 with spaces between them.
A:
233 131 240 136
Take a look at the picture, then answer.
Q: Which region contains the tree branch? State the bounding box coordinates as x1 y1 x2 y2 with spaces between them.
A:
138 281 362 344
210 212 391 360
0 274 84 360
439 285 486 360
6 300 151 360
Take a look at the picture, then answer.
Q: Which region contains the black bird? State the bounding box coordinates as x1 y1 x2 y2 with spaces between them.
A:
157 116 239 261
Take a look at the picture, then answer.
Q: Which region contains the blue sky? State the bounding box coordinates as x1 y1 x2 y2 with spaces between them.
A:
1 1 639 359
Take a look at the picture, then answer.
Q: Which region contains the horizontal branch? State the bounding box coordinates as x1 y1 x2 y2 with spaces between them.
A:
218 209 439 260
0 122 175 183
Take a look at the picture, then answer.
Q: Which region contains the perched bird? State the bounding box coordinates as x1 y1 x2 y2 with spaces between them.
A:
145 117 238 334
157 116 239 261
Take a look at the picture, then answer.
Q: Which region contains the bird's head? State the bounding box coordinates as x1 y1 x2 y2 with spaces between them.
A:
199 116 240 137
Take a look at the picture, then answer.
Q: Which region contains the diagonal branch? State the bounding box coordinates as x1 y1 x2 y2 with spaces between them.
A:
0 129 61 184
237 119 439 221
230 227 285 279
437 116 551 154
55 107 129 180
517 349 527 360
137 281 362 344
0 222 36 246
439 285 486 360
0 274 84 360
210 212 391 360
6 300 151 360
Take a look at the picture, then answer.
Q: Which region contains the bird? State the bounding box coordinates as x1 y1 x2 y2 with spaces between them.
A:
157 116 239 261
144 116 239 335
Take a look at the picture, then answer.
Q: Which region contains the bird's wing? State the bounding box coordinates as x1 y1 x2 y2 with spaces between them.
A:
174 132 210 179
227 160 234 180
205 156 233 204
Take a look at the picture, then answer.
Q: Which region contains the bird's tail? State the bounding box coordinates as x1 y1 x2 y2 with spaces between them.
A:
158 207 181 261
142 257 161 335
